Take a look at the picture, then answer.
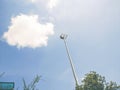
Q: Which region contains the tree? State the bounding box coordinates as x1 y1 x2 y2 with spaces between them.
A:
81 71 105 90
105 81 120 90
23 75 41 90
77 71 120 90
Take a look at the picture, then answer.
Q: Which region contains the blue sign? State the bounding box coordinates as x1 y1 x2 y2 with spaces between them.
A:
0 82 14 90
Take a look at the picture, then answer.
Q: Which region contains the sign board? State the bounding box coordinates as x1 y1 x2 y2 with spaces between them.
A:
0 82 14 90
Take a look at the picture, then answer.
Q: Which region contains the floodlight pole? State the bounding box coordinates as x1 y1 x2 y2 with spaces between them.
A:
60 34 79 88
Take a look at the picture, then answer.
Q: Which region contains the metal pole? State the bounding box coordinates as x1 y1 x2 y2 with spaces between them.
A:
60 34 79 86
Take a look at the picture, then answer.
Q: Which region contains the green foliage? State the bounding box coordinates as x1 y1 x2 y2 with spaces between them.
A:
105 81 120 90
76 85 83 90
23 75 41 90
76 71 120 90
81 71 105 90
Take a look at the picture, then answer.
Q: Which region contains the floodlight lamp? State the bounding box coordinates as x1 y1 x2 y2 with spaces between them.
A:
60 34 67 40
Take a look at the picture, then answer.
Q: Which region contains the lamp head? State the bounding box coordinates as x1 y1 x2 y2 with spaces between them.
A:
60 34 68 40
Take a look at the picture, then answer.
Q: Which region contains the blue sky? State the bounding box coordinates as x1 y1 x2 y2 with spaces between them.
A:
0 0 120 90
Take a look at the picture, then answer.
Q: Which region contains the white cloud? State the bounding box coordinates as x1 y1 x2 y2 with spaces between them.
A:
28 0 58 9
2 14 54 48
29 0 36 3
51 0 112 22
48 0 58 9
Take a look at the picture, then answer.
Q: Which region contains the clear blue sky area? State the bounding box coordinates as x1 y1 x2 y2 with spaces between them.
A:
0 0 120 90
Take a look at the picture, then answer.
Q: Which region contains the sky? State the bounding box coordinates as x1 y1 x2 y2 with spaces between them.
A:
0 0 120 90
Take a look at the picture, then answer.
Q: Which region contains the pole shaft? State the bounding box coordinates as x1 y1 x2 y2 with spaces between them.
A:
63 39 79 86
